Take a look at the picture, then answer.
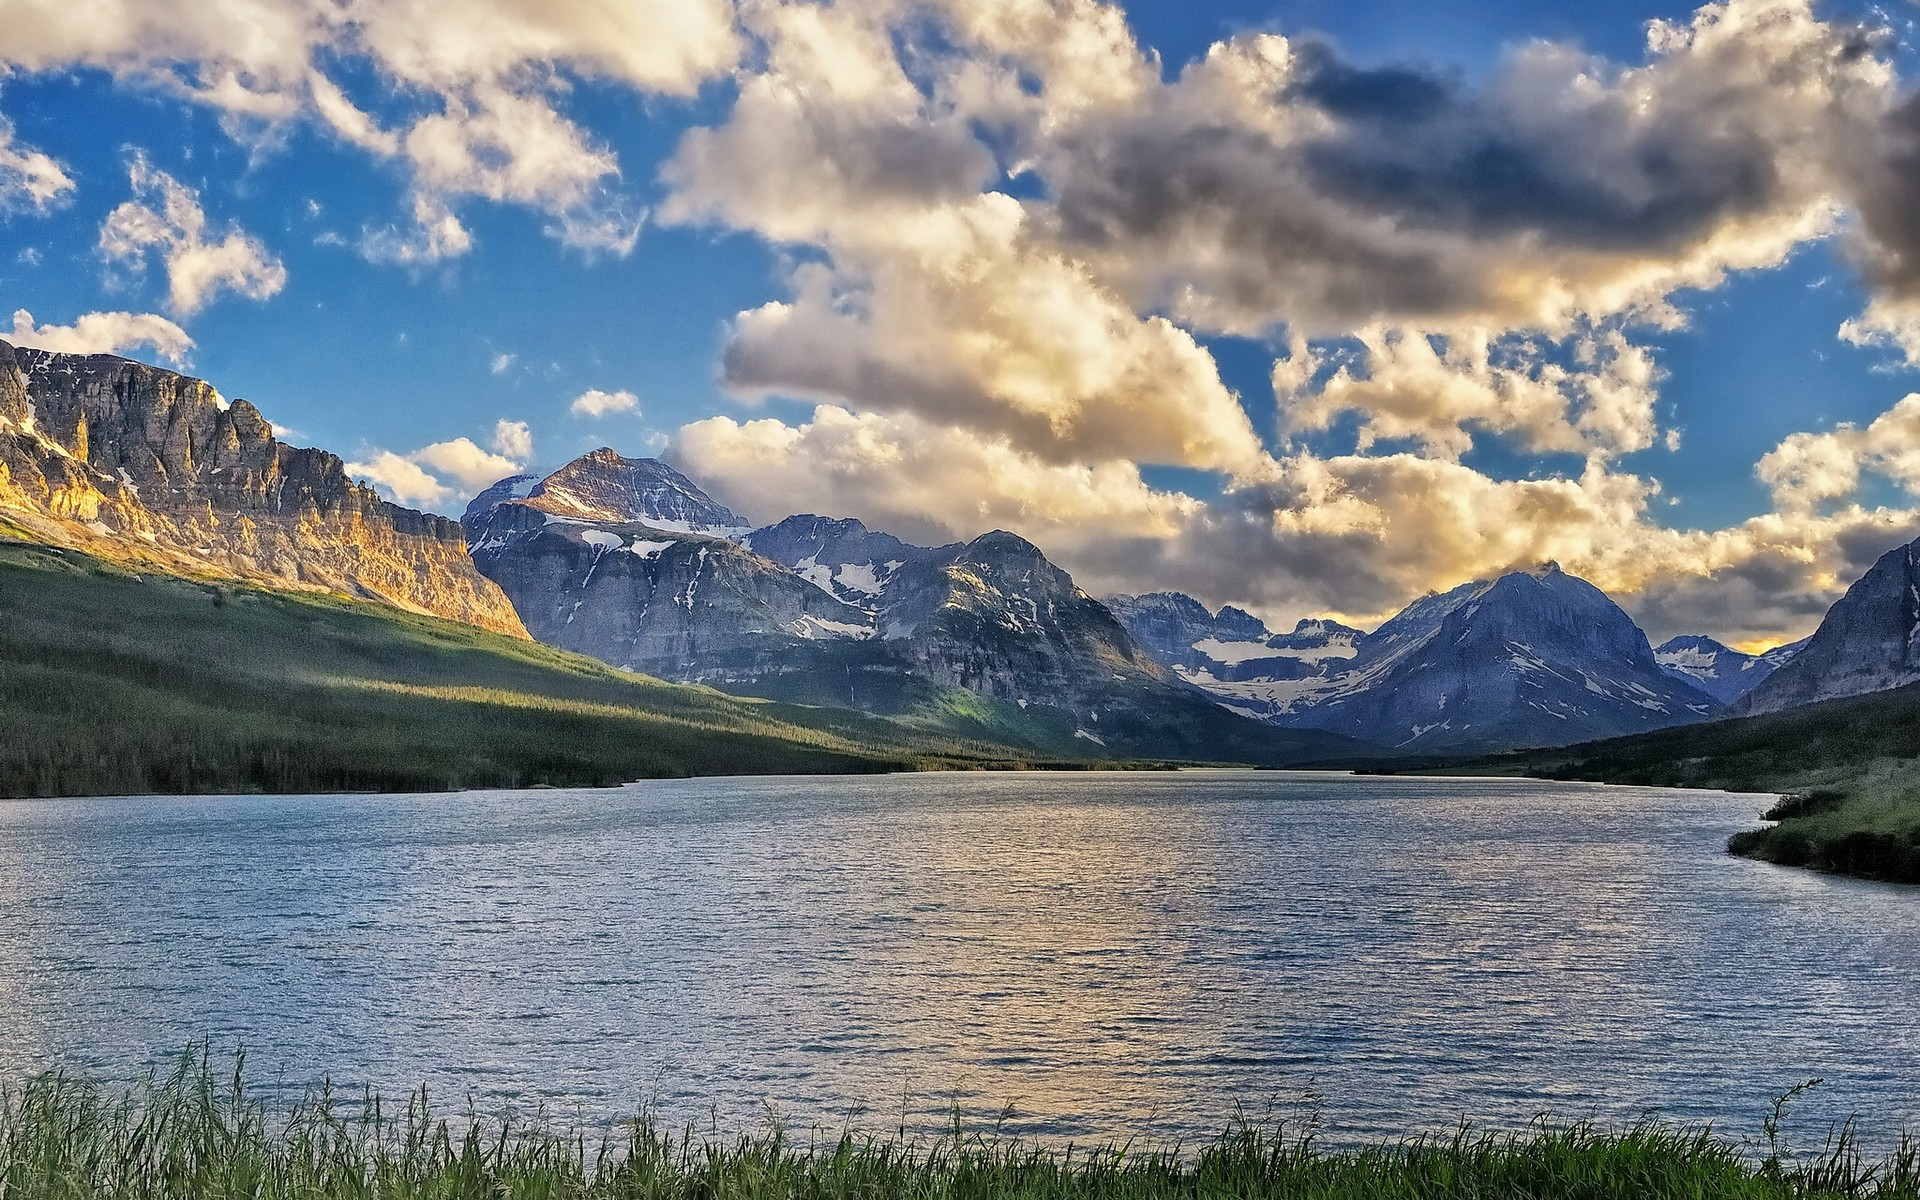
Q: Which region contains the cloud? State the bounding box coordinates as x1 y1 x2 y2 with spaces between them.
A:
1276 325 1663 461
1756 393 1920 509
6 307 194 363
1036 1 1878 338
349 417 533 508
675 403 1206 548
0 0 738 260
408 436 523 491
490 352 516 375
656 0 1892 488
357 194 473 265
97 153 287 314
490 418 532 460
345 450 449 508
570 387 638 417
0 117 73 214
674 401 1920 647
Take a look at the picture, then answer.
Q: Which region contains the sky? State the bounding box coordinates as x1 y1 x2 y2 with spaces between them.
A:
4 0 1920 648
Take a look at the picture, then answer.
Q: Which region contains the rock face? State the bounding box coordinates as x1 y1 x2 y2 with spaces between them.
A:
1736 535 1920 715
1654 635 1799 705
0 339 524 634
468 452 1361 764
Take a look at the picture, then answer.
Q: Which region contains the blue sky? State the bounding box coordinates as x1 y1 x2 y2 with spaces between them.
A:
4 0 1920 643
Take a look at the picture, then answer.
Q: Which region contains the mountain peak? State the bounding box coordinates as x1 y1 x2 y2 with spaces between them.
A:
527 452 744 531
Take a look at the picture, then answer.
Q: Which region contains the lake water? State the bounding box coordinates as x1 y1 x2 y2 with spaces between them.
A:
0 770 1914 1149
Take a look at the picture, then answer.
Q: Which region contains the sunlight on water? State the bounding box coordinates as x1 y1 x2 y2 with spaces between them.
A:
0 770 1914 1147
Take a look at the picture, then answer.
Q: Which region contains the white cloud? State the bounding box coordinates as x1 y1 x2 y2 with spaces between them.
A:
346 450 450 508
0 0 738 260
408 436 522 491
1756 394 1920 510
97 153 287 314
6 307 194 364
490 351 516 374
0 117 73 214
357 194 473 265
1277 325 1664 461
490 418 532 460
570 387 638 417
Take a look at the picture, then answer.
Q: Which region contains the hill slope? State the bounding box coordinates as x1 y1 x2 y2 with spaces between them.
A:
0 537 1086 797
1435 684 1920 883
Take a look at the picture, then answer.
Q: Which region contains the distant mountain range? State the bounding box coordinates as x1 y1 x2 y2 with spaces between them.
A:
10 342 1920 768
463 450 1356 765
1112 564 1723 753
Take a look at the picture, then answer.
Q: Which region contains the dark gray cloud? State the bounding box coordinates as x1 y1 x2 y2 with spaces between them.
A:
1036 9 1884 335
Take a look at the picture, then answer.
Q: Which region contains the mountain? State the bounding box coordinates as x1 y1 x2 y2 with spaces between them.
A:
1736 534 1920 715
1224 564 1715 753
742 514 927 609
463 456 872 687
1653 635 1801 705
0 339 523 634
467 453 1363 765
1105 592 1365 683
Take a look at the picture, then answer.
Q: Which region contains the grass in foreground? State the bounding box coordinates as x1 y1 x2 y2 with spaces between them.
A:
1398 683 1920 885
3 1057 1917 1200
0 540 1081 797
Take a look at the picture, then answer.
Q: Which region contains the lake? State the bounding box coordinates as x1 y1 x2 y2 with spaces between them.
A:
0 770 1914 1148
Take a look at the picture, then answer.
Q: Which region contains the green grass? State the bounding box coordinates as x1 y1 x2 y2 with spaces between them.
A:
1408 684 1920 884
3 1056 1916 1200
0 540 1083 797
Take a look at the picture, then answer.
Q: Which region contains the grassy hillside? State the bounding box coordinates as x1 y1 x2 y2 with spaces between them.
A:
0 539 1084 797
1424 684 1920 884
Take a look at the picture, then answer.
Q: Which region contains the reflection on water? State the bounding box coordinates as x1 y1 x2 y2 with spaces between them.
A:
0 770 1914 1146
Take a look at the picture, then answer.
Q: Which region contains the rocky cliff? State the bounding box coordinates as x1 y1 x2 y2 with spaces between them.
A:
0 339 524 635
1735 535 1920 715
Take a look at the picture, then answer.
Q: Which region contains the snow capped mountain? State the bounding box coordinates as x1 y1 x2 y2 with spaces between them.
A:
1653 635 1799 705
1104 592 1265 668
742 515 928 609
1736 534 1920 715
465 454 1359 764
520 448 747 533
1119 565 1715 753
1264 562 1717 752
1105 592 1364 683
464 453 876 678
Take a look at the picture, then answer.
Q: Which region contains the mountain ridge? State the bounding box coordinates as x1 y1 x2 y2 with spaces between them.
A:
0 339 524 635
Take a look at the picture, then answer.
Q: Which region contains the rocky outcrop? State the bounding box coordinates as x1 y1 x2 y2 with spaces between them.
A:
0 339 525 635
1735 535 1920 715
